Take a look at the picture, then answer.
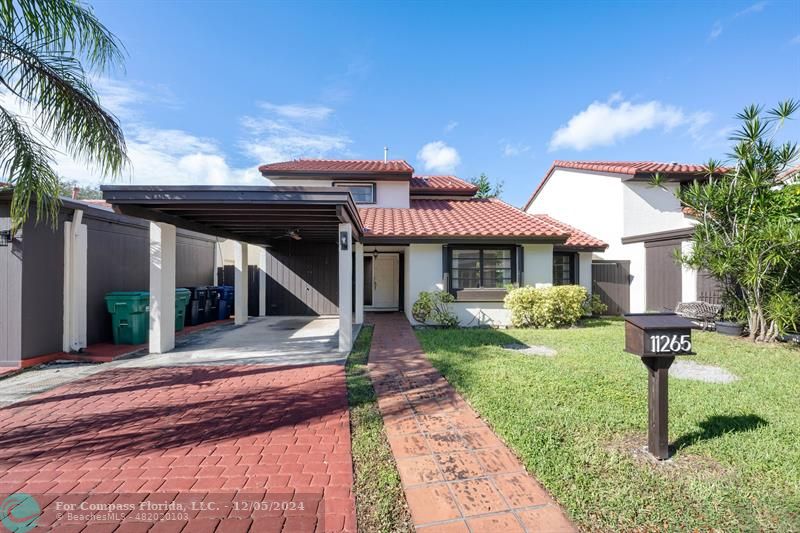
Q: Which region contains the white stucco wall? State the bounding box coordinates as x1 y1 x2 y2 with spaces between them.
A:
405 242 554 327
622 181 692 238
526 169 624 257
268 178 409 208
578 252 592 294
522 244 553 287
527 168 700 313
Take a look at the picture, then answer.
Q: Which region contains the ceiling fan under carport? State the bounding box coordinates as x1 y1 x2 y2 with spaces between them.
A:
274 228 302 241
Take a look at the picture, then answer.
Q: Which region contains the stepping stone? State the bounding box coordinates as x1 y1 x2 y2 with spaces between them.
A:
502 343 557 357
670 360 738 384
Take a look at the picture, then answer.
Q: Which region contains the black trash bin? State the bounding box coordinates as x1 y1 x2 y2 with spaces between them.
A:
207 287 220 322
185 286 210 326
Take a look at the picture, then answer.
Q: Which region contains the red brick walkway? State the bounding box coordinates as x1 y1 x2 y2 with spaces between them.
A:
367 313 574 533
0 364 355 532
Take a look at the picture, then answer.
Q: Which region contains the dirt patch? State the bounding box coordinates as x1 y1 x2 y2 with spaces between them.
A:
606 433 729 478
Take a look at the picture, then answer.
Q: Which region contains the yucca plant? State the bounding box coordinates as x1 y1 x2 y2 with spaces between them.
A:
0 0 127 231
659 101 800 341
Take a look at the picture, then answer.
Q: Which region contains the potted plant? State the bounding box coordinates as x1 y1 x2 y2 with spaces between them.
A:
716 300 746 337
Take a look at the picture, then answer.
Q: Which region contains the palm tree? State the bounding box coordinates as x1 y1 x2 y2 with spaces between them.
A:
0 0 127 231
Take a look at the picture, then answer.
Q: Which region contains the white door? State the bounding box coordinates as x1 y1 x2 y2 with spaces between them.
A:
372 255 399 309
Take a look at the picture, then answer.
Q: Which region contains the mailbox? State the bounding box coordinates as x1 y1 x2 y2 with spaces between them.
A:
623 313 694 460
624 313 694 357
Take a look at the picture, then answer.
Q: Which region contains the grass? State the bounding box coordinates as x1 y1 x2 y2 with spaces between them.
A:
416 318 800 531
345 326 413 533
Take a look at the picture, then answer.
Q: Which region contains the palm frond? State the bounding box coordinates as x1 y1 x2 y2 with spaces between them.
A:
0 106 61 230
0 0 125 71
0 33 127 174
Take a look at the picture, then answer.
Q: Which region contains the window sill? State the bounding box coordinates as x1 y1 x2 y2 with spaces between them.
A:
452 288 508 302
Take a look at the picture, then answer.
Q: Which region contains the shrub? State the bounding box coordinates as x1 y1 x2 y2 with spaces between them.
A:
583 294 608 316
504 285 587 328
412 291 459 327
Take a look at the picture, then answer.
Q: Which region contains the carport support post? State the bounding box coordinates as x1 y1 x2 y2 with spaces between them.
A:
338 223 353 352
257 246 267 317
149 222 176 354
234 241 249 326
355 242 364 324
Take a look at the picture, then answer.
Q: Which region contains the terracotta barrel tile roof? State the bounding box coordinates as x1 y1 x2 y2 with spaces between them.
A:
524 160 728 210
530 214 608 249
259 159 413 174
410 175 478 193
552 160 716 175
360 198 569 239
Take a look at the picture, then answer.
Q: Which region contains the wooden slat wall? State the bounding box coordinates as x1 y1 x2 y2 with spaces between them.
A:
591 260 631 315
645 239 683 311
264 242 338 316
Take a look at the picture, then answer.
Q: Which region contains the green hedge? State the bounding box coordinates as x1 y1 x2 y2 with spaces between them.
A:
504 285 587 328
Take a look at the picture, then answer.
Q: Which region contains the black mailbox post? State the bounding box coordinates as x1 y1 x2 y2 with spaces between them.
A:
624 313 694 460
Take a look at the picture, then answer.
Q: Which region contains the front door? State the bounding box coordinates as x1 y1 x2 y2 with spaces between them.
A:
371 254 399 309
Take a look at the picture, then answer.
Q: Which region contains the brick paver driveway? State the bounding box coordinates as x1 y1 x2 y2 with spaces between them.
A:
368 313 574 533
0 363 355 532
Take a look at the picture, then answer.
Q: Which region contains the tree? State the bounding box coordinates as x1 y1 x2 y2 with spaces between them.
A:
470 172 503 198
0 0 127 231
58 178 101 199
663 101 800 341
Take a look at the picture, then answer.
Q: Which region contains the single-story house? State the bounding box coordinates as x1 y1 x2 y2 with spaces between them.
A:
98 158 605 354
524 161 723 314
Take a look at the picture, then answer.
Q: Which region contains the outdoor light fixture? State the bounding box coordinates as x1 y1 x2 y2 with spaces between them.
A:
340 231 349 251
0 230 11 247
288 229 302 241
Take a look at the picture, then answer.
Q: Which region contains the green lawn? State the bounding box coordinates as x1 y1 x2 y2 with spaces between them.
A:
346 326 413 533
416 319 800 531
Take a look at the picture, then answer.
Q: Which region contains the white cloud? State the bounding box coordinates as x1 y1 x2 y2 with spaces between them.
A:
548 95 711 151
709 21 723 40
444 120 459 133
417 141 461 172
239 104 351 163
501 141 531 158
735 1 767 17
1 80 260 187
257 102 333 121
3 80 352 187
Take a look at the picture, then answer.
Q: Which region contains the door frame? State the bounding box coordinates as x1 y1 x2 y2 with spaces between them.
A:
365 252 401 311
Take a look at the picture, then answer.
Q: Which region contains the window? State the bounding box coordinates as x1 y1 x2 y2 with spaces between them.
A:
552 252 575 285
334 182 375 204
450 248 513 291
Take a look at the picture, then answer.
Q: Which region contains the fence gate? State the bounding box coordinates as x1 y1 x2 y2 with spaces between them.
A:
592 260 631 315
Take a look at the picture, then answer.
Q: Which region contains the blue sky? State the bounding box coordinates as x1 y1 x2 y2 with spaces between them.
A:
70 0 800 206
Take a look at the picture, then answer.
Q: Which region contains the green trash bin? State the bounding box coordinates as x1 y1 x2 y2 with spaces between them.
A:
175 288 191 332
105 291 150 345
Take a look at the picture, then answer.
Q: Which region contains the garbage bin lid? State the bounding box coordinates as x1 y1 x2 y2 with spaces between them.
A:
105 291 149 298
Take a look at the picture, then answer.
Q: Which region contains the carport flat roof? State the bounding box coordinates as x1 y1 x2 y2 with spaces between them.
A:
101 185 364 243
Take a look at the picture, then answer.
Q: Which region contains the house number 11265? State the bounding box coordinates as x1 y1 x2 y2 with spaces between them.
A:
649 334 691 353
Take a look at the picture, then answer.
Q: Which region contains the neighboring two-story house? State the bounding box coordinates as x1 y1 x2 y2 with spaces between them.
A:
524 161 723 314
251 159 606 326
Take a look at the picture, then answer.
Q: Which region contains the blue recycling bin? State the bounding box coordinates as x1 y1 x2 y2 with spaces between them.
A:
217 285 234 320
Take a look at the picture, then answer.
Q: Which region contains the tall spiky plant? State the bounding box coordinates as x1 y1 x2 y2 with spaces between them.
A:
0 0 127 230
663 101 800 341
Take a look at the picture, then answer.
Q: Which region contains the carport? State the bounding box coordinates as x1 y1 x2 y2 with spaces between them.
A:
101 186 366 354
